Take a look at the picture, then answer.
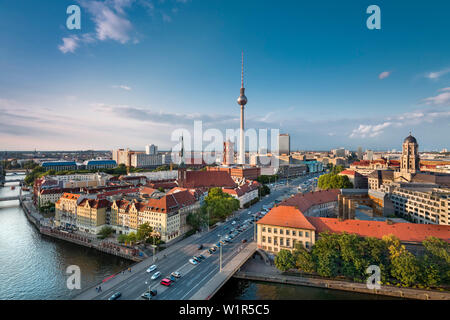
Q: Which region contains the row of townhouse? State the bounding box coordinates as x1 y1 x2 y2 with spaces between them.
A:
110 188 201 242
222 181 260 208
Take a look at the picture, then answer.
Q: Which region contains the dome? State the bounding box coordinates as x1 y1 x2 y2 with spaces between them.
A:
237 94 247 105
404 134 417 144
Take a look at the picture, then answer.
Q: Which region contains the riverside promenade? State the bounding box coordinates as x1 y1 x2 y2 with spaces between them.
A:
234 257 450 300
20 199 144 262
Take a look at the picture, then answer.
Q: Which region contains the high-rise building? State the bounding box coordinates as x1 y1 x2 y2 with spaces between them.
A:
357 146 363 160
223 140 235 165
145 144 158 155
237 52 247 165
278 134 290 155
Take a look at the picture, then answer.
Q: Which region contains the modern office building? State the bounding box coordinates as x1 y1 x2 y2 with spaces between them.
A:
278 134 290 155
145 144 158 155
130 153 163 168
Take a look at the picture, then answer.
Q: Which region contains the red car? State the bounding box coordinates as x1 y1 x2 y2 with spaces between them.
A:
160 278 172 286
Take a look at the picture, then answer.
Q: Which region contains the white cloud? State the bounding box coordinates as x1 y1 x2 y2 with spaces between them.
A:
58 36 80 54
113 85 132 91
425 68 450 79
423 89 450 106
378 71 391 80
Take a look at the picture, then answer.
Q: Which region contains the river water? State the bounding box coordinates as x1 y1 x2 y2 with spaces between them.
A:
0 173 381 300
0 173 132 300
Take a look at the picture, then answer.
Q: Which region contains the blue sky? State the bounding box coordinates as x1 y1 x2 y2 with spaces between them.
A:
0 0 449 151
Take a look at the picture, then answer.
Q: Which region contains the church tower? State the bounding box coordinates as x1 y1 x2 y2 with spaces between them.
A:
400 133 420 175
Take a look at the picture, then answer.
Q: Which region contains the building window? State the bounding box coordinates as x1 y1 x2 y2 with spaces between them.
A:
286 239 290 247
305 231 309 237
262 236 266 243
274 228 277 234
268 237 272 244
268 228 272 233
299 231 303 237
279 229 283 235
286 230 290 236
280 238 284 246
292 230 296 236
262 227 266 232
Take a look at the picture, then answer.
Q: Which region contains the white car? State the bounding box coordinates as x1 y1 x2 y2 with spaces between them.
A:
231 221 236 225
151 271 161 280
146 265 157 273
189 258 198 265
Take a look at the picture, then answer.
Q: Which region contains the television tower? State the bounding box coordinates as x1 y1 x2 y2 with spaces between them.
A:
237 52 247 165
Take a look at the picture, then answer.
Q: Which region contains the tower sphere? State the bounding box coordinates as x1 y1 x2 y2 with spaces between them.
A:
237 93 247 106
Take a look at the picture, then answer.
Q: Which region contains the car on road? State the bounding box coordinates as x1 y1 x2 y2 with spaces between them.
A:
215 242 221 247
171 271 181 278
141 292 153 300
151 271 161 280
208 248 214 254
210 247 216 252
219 240 225 245
146 265 157 273
197 244 203 250
189 258 198 265
169 275 176 281
242 239 247 243
199 254 206 260
231 221 236 225
193 256 200 262
160 278 172 286
108 292 122 300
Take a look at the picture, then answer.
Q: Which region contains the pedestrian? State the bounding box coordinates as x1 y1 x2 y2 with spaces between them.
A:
95 286 98 292
99 286 102 292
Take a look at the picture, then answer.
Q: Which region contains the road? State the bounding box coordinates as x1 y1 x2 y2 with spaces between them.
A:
93 172 323 300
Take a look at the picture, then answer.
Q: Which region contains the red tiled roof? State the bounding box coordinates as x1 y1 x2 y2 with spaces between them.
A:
281 189 340 214
257 206 316 230
306 217 450 243
79 199 110 209
178 170 236 189
339 170 356 176
223 183 259 197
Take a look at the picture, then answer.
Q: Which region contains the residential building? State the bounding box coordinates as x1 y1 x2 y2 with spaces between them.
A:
281 189 340 217
76 199 110 234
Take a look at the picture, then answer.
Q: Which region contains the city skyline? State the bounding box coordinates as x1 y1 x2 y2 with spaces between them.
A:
1 1 450 151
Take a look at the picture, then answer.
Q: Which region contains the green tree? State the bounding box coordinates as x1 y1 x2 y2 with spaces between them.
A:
97 226 114 239
274 249 295 272
294 245 316 274
421 237 450 284
117 234 127 244
136 223 153 241
126 232 137 244
318 173 353 190
311 233 342 278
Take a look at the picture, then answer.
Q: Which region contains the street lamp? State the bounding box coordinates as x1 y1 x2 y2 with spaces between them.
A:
151 244 157 263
